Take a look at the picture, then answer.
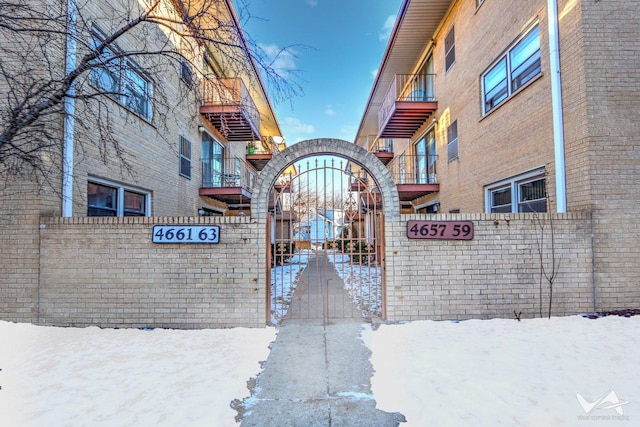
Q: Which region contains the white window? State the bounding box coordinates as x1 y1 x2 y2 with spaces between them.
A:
483 58 508 112
91 41 119 93
485 169 546 213
518 178 547 212
90 30 153 121
87 179 150 217
179 135 192 179
490 185 512 213
482 24 541 114
123 67 151 118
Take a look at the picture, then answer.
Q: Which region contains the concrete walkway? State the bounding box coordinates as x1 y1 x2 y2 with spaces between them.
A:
235 254 405 426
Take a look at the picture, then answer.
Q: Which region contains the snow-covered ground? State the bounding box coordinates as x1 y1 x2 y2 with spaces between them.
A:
1 315 638 426
0 322 275 426
330 252 382 317
363 315 640 426
269 251 310 323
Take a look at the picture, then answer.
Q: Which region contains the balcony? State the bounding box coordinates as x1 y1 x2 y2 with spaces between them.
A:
199 156 256 205
349 171 370 191
387 153 439 201
246 137 278 171
378 74 437 139
365 136 395 165
200 78 261 142
273 174 293 193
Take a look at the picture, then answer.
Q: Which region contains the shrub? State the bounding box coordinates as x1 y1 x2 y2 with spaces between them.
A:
345 241 375 264
325 238 346 251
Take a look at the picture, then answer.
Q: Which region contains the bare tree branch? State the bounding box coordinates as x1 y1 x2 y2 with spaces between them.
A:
0 0 301 191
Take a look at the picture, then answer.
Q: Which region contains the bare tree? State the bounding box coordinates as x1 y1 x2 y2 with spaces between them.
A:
532 213 561 319
0 0 300 191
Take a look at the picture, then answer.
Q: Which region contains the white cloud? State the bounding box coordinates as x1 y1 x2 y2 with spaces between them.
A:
371 68 379 79
379 14 396 41
339 125 357 141
258 43 297 78
283 117 315 135
324 105 336 116
305 0 318 6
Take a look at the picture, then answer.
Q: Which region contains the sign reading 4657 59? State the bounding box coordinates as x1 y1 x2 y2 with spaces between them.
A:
407 220 474 240
152 225 220 244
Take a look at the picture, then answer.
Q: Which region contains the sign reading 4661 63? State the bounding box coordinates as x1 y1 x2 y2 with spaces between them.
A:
407 220 474 240
152 225 220 244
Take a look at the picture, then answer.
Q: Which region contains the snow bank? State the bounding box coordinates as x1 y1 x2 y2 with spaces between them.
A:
363 315 640 426
0 322 275 426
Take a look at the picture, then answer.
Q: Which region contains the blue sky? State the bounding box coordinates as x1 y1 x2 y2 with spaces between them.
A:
234 0 402 145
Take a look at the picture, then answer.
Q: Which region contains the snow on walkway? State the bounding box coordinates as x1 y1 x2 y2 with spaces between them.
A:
270 250 311 323
270 250 383 320
363 315 640 426
330 252 382 317
0 322 275 427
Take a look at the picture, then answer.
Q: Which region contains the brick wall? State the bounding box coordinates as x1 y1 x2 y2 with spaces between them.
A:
36 216 266 329
428 0 555 214
0 212 597 328
384 213 594 321
0 209 40 323
4 196 628 329
581 1 640 311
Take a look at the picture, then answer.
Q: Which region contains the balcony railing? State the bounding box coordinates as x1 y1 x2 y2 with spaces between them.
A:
349 170 370 191
201 156 256 189
387 153 438 185
379 74 436 116
362 136 397 165
248 142 276 155
378 74 437 138
246 137 278 171
200 78 261 141
364 136 394 153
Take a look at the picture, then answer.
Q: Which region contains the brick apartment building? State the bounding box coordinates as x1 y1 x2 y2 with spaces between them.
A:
0 0 289 325
0 0 283 220
0 0 638 327
353 0 640 310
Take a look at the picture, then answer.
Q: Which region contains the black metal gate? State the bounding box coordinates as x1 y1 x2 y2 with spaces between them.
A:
266 157 385 325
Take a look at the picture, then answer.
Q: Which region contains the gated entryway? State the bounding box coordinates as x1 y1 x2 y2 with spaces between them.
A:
265 156 385 324
251 138 400 326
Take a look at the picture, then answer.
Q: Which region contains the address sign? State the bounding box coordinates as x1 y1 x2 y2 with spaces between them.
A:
407 220 474 240
152 225 220 244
